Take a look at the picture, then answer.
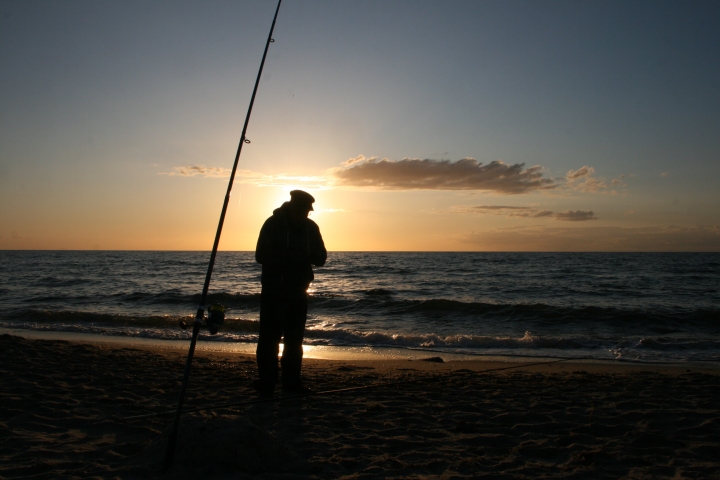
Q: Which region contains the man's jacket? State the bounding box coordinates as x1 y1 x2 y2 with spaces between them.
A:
255 202 327 295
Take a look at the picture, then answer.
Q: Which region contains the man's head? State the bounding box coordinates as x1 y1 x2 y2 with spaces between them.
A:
288 190 315 225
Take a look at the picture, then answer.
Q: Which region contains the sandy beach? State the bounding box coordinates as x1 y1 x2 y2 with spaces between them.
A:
1 333 719 479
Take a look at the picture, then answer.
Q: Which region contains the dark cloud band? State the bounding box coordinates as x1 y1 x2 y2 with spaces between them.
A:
462 205 598 221
333 157 556 194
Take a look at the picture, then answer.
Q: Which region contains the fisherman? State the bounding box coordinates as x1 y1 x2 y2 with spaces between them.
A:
253 190 327 394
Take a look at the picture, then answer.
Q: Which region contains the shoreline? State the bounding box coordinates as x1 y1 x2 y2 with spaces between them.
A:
3 327 719 370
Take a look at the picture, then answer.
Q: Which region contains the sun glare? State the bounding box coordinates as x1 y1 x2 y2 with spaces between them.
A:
278 343 314 356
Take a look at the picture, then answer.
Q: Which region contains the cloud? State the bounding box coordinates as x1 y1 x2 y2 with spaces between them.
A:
466 205 530 211
460 225 720 252
566 166 594 180
161 165 328 189
566 166 607 192
162 165 231 178
457 205 598 221
565 166 627 194
553 210 598 221
332 156 556 194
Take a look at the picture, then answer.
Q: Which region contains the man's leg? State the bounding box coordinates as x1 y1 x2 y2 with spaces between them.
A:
280 294 308 387
256 290 284 388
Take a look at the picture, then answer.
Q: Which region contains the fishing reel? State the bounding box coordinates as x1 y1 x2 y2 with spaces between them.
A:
206 304 225 334
178 303 225 335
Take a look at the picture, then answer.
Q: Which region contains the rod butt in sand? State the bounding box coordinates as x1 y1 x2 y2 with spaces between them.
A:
163 320 201 471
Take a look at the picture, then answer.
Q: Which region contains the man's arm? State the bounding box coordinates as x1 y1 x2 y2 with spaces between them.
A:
309 222 327 267
255 218 286 266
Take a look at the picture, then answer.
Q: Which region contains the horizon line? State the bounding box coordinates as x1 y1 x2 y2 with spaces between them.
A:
1 249 718 254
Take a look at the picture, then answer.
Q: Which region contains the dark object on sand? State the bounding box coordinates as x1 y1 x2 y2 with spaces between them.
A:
421 357 445 363
163 0 284 472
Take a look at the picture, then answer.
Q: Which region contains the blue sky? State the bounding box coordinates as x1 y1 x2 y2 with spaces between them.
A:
1 0 719 250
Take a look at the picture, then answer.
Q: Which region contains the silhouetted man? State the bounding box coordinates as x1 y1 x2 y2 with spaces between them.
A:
253 190 327 393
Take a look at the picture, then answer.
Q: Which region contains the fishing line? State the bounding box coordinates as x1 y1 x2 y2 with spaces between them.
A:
163 0 283 471
124 357 576 421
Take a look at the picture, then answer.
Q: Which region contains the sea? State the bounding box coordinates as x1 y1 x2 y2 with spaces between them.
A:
1 251 719 364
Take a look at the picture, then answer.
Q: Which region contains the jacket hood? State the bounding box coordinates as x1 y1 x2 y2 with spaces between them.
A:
273 202 291 216
272 202 317 228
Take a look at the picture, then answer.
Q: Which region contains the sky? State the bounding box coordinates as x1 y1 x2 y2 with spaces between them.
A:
1 0 719 251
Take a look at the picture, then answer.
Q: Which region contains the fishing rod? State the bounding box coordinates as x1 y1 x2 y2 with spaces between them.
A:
163 0 283 471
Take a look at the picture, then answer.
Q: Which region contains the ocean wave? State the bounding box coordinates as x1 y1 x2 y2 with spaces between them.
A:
309 297 720 329
363 288 395 296
303 329 592 350
5 294 720 331
19 290 261 307
636 337 720 351
3 319 719 362
104 291 262 307
0 310 260 333
1 319 591 350
9 281 719 330
33 276 94 287
0 321 257 342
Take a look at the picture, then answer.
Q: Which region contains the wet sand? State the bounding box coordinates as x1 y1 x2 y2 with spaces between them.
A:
1 333 719 479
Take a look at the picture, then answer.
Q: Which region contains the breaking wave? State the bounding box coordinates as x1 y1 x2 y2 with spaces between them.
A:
2 313 719 362
8 296 719 332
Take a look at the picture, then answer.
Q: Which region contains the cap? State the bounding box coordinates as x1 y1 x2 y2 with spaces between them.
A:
289 190 315 211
